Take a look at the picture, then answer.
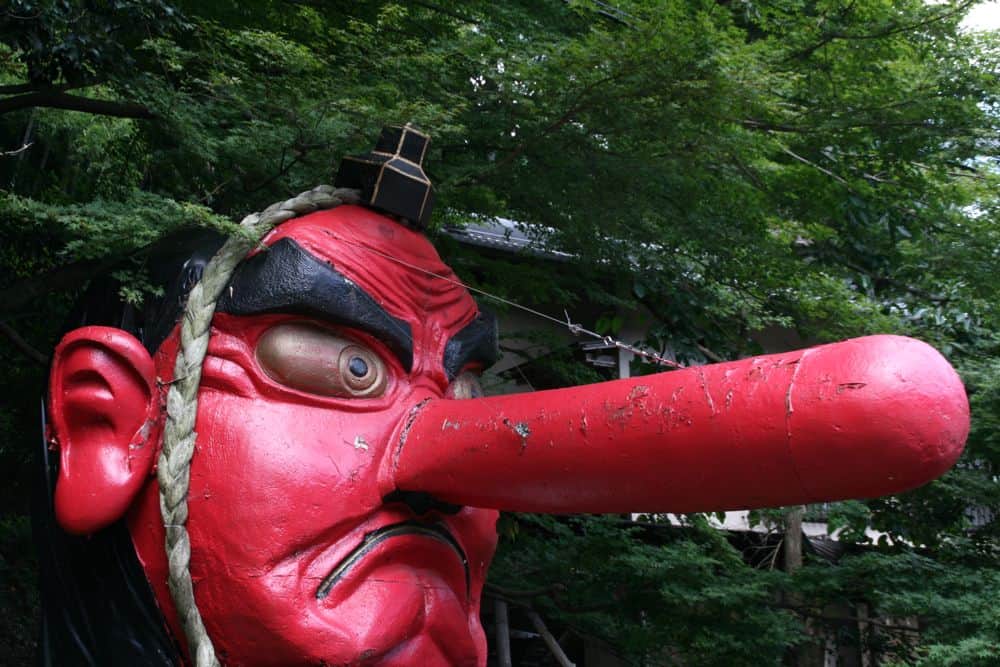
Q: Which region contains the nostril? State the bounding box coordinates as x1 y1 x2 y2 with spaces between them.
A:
383 490 463 516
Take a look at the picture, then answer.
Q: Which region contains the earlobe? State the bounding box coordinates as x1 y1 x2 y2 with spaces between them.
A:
49 326 159 535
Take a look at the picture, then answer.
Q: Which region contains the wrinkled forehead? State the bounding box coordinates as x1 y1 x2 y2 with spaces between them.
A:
215 205 497 378
262 205 474 326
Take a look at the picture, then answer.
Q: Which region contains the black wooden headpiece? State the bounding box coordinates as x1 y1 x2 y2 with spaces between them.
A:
334 124 435 229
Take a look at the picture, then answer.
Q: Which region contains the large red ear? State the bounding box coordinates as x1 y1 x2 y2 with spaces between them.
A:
49 326 159 535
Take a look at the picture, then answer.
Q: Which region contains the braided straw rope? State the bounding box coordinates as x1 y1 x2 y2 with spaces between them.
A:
157 185 360 667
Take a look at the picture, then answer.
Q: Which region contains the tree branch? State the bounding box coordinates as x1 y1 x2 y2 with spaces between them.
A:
789 0 976 60
742 118 816 134
2 142 33 157
0 321 48 367
696 343 724 363
0 81 82 95
0 256 120 314
487 582 567 599
484 68 642 176
408 0 480 25
562 0 635 27
243 140 334 193
779 145 853 189
773 603 921 633
0 83 40 95
490 105 581 173
834 258 951 303
527 611 576 667
0 91 155 118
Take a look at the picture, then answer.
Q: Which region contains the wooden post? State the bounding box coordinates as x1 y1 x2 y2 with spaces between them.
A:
784 505 804 573
495 599 512 667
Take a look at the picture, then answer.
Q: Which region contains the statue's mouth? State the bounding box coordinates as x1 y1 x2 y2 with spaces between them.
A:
314 521 469 600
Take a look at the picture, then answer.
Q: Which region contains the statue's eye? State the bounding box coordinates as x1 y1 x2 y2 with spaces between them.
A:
445 370 484 400
348 357 369 377
256 322 388 398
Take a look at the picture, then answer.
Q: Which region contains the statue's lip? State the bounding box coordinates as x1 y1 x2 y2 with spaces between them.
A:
314 520 469 600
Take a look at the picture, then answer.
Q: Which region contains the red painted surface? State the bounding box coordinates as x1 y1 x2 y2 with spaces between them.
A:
48 204 970 666
48 327 159 534
391 335 969 513
127 207 499 666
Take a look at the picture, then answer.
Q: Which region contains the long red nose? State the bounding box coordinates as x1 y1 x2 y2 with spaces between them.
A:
387 335 968 513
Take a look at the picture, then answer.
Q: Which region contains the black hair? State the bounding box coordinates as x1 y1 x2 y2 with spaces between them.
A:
32 230 225 666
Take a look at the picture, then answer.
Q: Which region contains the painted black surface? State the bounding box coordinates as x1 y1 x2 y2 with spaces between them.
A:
442 310 500 380
216 237 415 371
314 520 468 601
334 125 435 228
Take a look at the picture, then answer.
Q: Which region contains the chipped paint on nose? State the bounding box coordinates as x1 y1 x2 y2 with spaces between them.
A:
387 335 968 514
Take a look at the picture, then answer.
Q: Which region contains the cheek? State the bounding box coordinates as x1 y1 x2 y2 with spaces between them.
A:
186 392 406 561
453 508 500 592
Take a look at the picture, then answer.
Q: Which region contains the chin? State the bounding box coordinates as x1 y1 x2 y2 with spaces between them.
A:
202 596 486 666
195 556 486 666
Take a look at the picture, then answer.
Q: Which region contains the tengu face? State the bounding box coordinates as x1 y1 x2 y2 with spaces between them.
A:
49 196 971 666
128 205 500 666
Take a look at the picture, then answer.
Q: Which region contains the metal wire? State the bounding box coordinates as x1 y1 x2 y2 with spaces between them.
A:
327 232 683 370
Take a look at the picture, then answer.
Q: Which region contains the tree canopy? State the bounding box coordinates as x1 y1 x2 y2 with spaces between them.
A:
1 1 998 664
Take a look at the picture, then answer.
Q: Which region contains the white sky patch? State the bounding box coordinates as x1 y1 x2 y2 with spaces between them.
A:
962 2 1000 31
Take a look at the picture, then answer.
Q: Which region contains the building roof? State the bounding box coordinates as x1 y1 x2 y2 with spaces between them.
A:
443 218 573 261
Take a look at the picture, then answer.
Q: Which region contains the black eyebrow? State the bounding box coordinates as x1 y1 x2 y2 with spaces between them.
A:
216 237 414 371
442 310 499 380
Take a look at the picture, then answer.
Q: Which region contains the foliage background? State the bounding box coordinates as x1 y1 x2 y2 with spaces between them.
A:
1 1 997 665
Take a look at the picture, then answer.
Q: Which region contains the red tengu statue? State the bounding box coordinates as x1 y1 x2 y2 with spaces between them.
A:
39 126 969 666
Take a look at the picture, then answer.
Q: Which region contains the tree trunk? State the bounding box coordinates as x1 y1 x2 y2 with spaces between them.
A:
784 505 804 573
